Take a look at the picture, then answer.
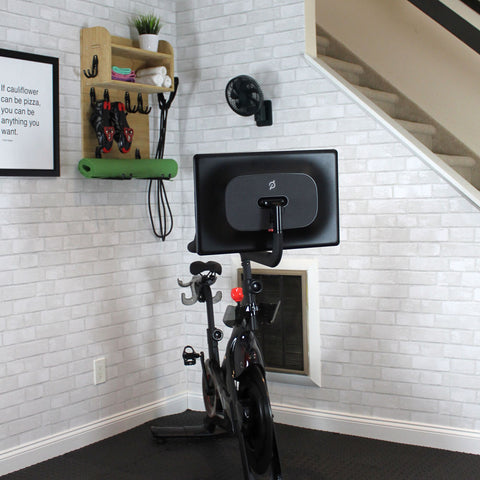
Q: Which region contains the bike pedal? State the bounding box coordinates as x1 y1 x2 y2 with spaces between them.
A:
182 345 200 366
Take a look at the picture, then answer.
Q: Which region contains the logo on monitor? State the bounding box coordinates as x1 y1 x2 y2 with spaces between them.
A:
268 180 276 190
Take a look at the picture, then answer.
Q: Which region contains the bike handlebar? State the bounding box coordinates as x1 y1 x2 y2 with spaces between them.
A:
188 202 285 268
241 229 283 267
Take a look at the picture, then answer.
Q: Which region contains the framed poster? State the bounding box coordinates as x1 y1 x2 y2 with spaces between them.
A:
0 49 59 176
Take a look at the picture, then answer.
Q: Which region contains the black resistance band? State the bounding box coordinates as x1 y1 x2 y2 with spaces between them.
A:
148 77 179 240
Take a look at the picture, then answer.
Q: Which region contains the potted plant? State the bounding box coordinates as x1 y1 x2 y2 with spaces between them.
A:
133 13 162 51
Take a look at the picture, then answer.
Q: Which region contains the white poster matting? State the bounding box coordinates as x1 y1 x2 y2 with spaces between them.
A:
0 54 55 171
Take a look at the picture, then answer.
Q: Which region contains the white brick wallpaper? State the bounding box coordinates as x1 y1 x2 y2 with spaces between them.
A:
0 0 184 454
1 0 480 464
175 0 480 436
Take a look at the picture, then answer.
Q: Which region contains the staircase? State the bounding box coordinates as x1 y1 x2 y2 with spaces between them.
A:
315 25 480 190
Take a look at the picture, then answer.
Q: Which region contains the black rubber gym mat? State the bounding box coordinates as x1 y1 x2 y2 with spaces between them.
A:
3 410 480 479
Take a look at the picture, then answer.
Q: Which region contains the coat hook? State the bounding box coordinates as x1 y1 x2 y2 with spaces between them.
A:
83 55 98 78
137 93 152 114
125 92 138 113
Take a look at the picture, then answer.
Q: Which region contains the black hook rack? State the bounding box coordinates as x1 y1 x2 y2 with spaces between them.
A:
83 55 98 78
136 93 152 115
90 88 110 107
125 92 138 113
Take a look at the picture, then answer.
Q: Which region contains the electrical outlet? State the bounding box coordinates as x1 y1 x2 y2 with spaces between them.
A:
93 357 106 385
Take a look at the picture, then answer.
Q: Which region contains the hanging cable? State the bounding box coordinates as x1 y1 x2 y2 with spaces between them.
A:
148 77 179 240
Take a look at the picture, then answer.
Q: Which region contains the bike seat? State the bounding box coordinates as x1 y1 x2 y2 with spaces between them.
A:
190 261 222 276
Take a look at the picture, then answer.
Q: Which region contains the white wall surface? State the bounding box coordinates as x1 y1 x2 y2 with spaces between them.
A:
176 0 480 447
0 0 186 460
1 0 480 472
315 0 480 156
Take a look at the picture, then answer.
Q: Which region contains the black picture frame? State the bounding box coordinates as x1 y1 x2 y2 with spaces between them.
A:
0 49 59 176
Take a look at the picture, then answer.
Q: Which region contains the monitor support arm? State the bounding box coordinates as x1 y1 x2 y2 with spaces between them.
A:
241 198 285 268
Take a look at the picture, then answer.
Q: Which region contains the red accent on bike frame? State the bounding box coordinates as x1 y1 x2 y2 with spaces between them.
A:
231 287 244 303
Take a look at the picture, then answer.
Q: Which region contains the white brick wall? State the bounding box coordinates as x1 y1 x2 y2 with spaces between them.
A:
1 0 480 464
0 0 184 453
176 0 480 437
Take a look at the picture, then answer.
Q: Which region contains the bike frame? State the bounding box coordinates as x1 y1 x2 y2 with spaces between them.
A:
197 255 281 480
152 200 285 479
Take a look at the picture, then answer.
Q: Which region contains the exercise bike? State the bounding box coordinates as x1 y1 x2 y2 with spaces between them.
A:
150 149 339 479
151 199 286 480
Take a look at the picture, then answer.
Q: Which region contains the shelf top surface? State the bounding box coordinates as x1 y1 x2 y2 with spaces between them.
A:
111 44 172 60
85 79 174 94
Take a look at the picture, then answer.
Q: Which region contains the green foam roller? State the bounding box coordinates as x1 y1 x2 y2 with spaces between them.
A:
78 158 178 179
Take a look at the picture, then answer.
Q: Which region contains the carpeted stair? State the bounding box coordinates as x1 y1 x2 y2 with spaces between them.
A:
316 25 480 189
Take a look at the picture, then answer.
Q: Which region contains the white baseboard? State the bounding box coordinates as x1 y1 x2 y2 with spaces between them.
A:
187 391 205 411
0 392 188 477
272 402 480 455
186 391 480 454
4 393 479 476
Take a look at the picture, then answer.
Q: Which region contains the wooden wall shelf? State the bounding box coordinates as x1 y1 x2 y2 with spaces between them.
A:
80 26 174 161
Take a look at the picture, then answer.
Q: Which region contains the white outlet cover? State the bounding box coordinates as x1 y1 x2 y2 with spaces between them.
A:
94 357 106 385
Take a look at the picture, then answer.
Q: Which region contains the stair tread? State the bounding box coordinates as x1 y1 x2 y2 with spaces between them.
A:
356 86 399 104
396 119 436 135
317 54 364 74
437 154 476 167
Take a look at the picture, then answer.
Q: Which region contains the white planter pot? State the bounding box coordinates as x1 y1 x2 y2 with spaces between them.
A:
138 34 159 52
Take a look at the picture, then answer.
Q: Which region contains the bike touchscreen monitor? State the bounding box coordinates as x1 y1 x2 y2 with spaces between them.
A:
191 149 339 255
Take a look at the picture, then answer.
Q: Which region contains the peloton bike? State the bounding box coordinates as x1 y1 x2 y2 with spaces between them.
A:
151 149 339 479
